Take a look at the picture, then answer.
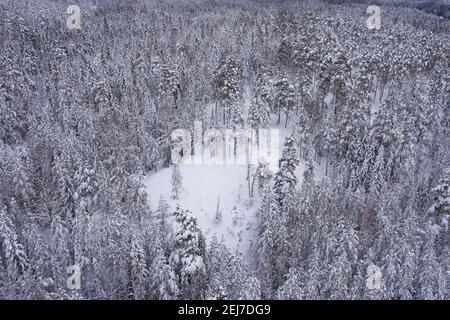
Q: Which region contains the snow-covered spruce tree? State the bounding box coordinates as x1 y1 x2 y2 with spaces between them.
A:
206 236 245 299
170 206 206 299
49 213 70 292
0 205 29 286
417 224 446 300
295 160 317 259
249 68 272 141
273 137 299 215
0 44 34 146
375 184 425 299
336 93 370 185
99 189 130 299
321 112 338 176
277 37 293 69
53 150 77 223
0 145 33 217
256 137 301 297
20 221 53 299
257 214 278 298
255 187 272 251
158 64 181 109
131 49 150 107
154 196 174 255
325 214 358 300
149 242 179 300
370 93 400 180
371 144 386 198
240 276 261 300
273 73 296 127
212 55 242 125
230 101 245 157
428 168 450 259
377 188 402 299
304 237 322 300
395 209 418 300
329 50 352 111
276 268 304 300
57 70 80 135
129 230 149 300
256 191 290 298
206 275 229 300
227 252 246 298
72 159 99 295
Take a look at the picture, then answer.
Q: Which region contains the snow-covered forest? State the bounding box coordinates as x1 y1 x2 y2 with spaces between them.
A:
0 0 449 300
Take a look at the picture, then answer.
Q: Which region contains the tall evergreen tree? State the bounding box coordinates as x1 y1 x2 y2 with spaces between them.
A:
170 206 206 299
274 74 295 126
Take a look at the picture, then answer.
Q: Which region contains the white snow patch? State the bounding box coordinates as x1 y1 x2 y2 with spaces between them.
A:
144 164 260 260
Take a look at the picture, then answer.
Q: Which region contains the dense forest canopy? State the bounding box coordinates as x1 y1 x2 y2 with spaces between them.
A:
0 0 448 299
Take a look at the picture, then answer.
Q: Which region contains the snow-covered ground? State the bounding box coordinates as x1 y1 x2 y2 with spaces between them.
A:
143 154 329 259
143 145 321 262
143 91 340 261
144 163 260 260
144 89 339 261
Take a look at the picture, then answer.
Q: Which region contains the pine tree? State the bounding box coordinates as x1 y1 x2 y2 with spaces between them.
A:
277 37 293 68
255 187 272 250
206 275 229 300
99 190 130 299
230 102 245 157
72 160 99 280
53 151 77 223
322 112 338 176
274 74 295 126
240 276 261 300
170 206 206 299
428 168 450 257
417 224 444 300
249 97 262 135
158 64 181 109
22 223 52 299
371 145 386 197
304 233 322 300
154 196 173 254
273 137 299 214
149 243 179 300
257 192 289 298
206 236 245 299
276 268 304 300
129 230 149 299
326 215 356 300
212 56 242 124
257 218 278 298
50 213 70 290
171 164 183 200
336 94 369 181
249 68 272 139
0 205 28 280
397 205 419 300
